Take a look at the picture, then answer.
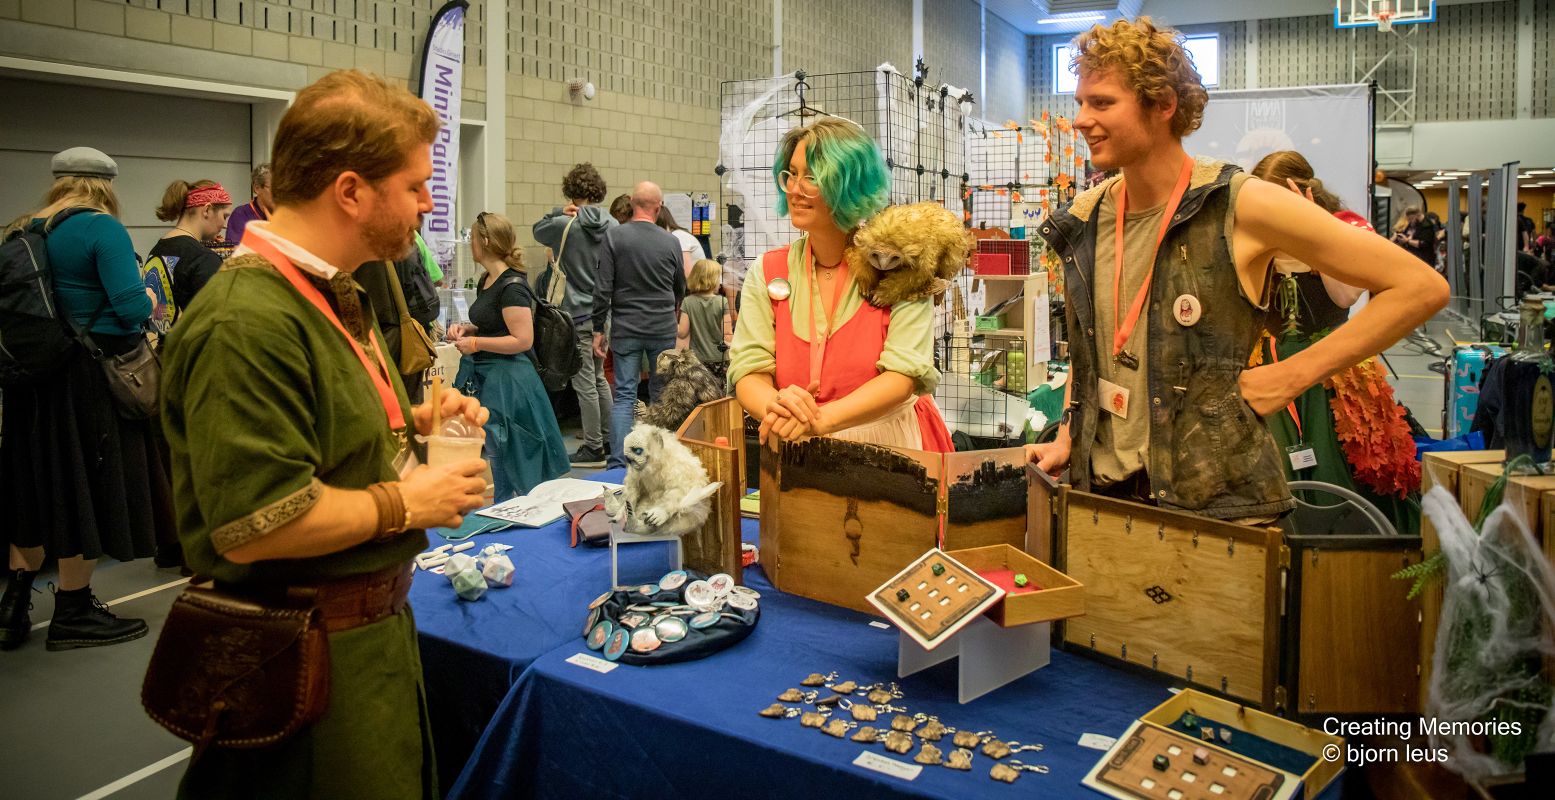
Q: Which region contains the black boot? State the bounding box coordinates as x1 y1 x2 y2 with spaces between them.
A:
45 586 149 651
0 569 39 650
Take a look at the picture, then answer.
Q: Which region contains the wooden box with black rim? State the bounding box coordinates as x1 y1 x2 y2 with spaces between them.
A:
758 439 1029 614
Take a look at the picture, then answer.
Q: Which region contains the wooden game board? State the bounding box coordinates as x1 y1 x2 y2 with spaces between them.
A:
1084 721 1298 800
867 548 1004 651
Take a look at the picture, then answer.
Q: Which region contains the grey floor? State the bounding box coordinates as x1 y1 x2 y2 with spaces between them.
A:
0 314 1463 798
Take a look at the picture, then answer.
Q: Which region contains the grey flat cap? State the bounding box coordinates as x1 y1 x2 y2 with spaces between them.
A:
51 147 118 179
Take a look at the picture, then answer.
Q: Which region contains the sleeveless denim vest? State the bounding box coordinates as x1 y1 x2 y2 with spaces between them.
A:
1037 159 1294 519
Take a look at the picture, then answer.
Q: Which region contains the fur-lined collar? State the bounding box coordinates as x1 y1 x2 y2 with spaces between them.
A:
1067 156 1230 223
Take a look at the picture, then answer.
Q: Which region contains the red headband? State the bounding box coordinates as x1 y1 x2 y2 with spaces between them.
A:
186 184 232 209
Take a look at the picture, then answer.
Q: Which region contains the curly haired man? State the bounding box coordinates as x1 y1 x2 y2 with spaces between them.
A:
1027 18 1446 521
534 163 618 466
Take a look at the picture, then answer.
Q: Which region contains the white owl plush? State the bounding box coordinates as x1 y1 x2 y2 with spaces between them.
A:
609 424 723 538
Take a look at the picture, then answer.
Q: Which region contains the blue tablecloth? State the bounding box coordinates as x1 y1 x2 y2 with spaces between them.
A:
414 469 686 791
446 555 1249 799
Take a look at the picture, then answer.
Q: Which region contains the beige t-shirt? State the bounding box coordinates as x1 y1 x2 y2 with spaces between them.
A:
1091 187 1166 486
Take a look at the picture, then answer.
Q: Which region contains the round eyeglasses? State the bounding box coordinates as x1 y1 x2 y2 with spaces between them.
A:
779 170 821 199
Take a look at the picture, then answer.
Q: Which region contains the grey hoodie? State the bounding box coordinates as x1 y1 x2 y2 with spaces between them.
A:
533 204 616 322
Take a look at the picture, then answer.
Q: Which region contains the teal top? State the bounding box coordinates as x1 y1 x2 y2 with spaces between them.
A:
30 212 151 336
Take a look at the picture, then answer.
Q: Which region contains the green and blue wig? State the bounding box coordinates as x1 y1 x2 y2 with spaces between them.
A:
772 117 891 232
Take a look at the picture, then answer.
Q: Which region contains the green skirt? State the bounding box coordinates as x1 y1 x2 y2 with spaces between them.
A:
454 353 570 500
178 606 436 799
1261 335 1420 535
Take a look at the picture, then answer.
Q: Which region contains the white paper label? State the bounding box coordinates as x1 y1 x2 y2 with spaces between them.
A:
1100 378 1130 419
869 621 891 630
853 751 922 781
1078 733 1118 751
1287 447 1318 471
565 652 617 674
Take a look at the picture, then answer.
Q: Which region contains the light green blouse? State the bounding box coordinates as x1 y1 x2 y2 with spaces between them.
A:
728 238 939 395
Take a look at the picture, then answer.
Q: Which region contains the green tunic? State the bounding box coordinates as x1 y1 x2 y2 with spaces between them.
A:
160 253 435 799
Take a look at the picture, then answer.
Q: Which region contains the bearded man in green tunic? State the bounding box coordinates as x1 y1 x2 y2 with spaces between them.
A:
159 70 489 799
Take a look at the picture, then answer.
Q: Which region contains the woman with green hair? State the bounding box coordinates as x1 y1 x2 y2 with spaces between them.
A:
729 117 952 451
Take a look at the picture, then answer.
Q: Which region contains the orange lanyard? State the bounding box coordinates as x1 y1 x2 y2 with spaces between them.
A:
805 239 851 386
1112 156 1195 361
1266 333 1301 439
242 231 406 432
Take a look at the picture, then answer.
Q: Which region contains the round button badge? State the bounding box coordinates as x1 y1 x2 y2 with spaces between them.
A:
767 277 792 301
1173 294 1203 327
603 628 629 661
629 626 662 653
637 583 661 596
588 590 612 610
689 611 720 629
583 606 602 636
685 580 718 610
707 573 735 597
654 616 689 643
659 570 689 592
727 592 758 612
586 619 614 651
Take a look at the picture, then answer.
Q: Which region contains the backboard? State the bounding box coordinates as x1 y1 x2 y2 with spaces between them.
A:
1334 0 1437 32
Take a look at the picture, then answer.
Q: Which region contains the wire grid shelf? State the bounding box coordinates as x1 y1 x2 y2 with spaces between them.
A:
716 67 972 290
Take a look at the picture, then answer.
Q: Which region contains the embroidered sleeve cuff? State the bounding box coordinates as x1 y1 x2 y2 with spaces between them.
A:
210 479 323 554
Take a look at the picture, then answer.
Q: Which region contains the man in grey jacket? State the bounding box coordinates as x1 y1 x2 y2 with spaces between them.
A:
534 163 617 467
592 182 686 469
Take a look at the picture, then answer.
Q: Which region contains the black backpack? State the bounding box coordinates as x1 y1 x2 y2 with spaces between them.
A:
394 251 441 328
0 207 95 384
532 272 583 393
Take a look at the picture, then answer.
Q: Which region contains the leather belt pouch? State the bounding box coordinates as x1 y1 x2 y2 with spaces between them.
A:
141 582 329 757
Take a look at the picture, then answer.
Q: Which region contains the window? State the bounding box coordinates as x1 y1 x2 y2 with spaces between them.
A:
1053 34 1219 95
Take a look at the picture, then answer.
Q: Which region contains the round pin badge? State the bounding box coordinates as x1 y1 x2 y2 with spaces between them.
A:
629 626 662 653
618 611 649 630
1173 294 1203 327
603 628 629 661
588 590 612 610
767 277 792 301
689 611 720 629
583 606 602 636
637 583 661 596
727 592 758 612
586 619 613 651
707 573 735 597
659 570 689 591
685 579 717 610
732 585 761 600
650 601 678 608
655 616 689 643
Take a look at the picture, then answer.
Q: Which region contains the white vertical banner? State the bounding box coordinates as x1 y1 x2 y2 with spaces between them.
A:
418 1 467 274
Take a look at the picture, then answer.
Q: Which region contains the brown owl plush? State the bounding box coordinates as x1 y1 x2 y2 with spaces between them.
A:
846 202 973 307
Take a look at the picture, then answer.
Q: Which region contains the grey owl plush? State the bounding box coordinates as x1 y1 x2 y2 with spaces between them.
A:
641 349 727 432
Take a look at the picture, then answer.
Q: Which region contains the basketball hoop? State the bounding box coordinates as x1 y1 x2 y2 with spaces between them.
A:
1377 10 1395 32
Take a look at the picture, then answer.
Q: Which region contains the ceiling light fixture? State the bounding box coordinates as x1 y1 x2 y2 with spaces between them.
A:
1038 13 1106 24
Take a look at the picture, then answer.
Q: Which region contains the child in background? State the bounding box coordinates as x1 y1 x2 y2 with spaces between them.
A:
678 258 732 382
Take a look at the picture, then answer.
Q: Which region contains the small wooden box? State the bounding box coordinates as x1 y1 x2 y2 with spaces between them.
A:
1058 489 1283 708
1084 689 1344 800
674 398 746 582
759 439 1028 614
945 544 1084 627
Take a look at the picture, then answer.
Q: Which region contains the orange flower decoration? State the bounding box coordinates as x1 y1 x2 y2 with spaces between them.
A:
1011 191 1023 202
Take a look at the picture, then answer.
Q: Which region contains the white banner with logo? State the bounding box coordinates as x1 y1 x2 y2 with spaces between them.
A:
418 1 467 273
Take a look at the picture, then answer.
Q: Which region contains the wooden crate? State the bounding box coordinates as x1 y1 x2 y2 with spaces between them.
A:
759 438 1027 614
1058 490 1284 708
946 543 1084 626
675 398 745 582
1283 534 1424 715
1418 450 1506 714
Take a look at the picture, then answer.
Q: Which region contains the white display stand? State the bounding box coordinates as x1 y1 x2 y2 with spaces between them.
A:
608 519 683 588
897 617 1051 703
